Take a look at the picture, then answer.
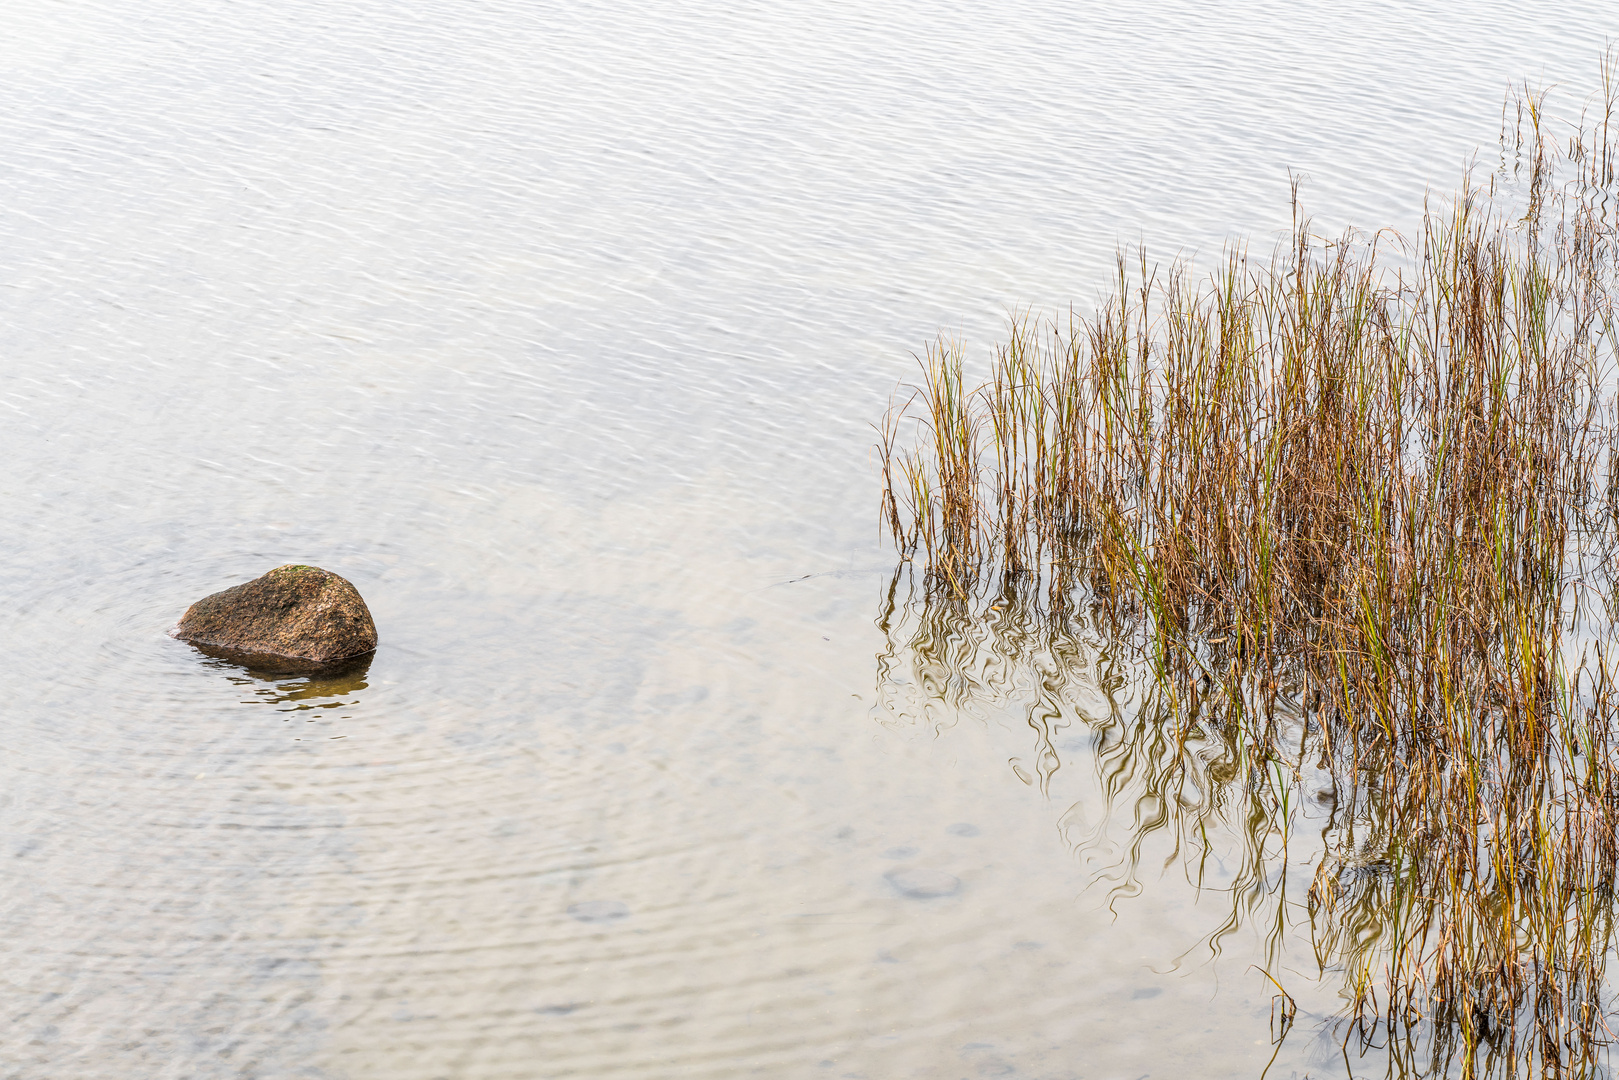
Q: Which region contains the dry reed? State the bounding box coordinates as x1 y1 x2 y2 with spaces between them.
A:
878 68 1619 1075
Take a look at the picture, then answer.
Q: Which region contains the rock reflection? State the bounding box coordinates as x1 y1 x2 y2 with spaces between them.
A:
871 567 1619 1077
206 652 372 714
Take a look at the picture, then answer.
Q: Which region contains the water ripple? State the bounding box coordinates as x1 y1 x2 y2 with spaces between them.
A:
2 0 1615 1075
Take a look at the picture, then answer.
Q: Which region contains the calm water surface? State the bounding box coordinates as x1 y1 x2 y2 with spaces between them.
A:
3 2 1617 1077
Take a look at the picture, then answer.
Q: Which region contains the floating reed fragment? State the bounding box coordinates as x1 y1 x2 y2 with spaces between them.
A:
878 73 1619 1075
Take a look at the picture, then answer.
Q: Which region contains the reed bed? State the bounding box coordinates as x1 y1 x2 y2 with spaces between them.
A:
878 77 1619 1074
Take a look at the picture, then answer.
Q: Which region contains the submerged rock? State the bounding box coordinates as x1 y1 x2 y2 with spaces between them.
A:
567 900 630 923
175 564 377 672
885 867 961 899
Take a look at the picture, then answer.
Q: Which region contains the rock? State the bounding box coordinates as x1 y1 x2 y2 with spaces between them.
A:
175 564 377 672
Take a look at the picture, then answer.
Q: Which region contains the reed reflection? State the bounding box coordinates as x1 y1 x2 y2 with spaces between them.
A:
873 568 1619 1077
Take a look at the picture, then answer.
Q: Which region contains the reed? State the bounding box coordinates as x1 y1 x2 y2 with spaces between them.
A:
878 69 1619 1074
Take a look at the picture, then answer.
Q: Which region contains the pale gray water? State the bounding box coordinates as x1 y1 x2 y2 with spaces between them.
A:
2 2 1617 1077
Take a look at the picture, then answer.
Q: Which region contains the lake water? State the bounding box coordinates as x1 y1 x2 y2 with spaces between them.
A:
4 2 1617 1077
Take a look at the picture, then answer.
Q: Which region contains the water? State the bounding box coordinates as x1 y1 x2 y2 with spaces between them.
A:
3 2 1616 1076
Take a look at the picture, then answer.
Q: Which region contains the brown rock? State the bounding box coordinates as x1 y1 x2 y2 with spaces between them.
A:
175 564 377 672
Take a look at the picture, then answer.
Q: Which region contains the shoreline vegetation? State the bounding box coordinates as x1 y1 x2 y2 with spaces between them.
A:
878 65 1619 1076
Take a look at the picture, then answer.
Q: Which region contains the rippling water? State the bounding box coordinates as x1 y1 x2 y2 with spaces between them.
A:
4 1 1617 1076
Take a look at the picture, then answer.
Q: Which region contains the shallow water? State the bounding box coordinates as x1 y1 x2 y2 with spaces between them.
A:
3 2 1617 1077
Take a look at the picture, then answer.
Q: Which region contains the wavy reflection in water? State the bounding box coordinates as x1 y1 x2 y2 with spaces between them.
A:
211 655 373 709
208 655 374 742
872 566 1619 1078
